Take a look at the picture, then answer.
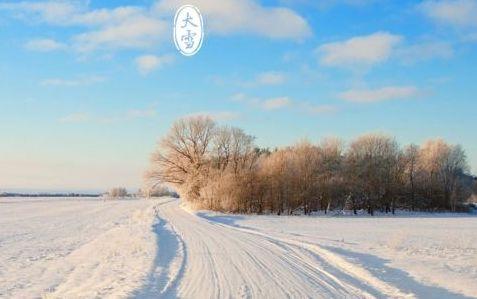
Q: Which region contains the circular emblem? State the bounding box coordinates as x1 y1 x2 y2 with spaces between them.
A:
173 5 204 56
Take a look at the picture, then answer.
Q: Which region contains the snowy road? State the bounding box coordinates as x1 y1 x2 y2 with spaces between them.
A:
147 200 409 298
1 197 476 298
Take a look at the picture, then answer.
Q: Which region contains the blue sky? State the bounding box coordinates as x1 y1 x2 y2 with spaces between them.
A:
0 0 476 191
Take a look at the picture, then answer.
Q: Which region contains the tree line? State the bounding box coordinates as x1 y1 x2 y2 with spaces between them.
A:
146 116 474 215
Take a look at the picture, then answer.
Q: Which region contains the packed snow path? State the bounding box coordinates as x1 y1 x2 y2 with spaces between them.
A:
145 200 406 298
1 197 476 298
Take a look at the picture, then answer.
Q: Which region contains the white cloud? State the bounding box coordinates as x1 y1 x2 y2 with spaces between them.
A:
255 71 286 86
419 0 477 28
135 54 174 75
155 0 311 40
24 38 66 52
262 97 291 110
338 86 419 103
41 75 106 87
1 1 168 53
317 32 402 67
0 1 84 25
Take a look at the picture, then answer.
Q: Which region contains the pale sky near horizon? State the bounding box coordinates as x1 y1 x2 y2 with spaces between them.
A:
0 0 476 192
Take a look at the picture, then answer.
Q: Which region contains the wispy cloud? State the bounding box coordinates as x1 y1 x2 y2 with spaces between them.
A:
59 112 90 124
41 75 106 87
135 54 174 75
255 71 287 86
184 111 240 121
72 16 167 52
59 107 158 124
230 93 253 102
317 32 454 68
126 108 157 119
210 71 287 88
262 97 291 110
279 0 377 10
396 41 454 64
300 103 338 114
24 38 67 52
317 32 402 68
0 1 85 25
419 0 477 28
231 93 337 115
338 86 420 103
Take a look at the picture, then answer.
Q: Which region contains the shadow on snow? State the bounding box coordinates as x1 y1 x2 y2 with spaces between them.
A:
132 215 187 299
322 245 473 299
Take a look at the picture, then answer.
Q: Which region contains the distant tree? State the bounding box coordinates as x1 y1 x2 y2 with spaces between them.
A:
141 185 178 198
108 187 128 198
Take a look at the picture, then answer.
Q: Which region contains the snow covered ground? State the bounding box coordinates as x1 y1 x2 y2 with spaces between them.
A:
1 197 476 298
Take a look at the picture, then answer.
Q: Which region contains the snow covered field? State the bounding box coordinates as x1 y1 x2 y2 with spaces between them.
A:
1 197 476 298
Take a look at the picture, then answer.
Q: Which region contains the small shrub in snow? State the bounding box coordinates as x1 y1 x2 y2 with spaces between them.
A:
107 187 128 199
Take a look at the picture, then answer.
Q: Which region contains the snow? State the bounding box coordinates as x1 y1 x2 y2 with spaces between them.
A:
0 197 158 298
1 197 476 298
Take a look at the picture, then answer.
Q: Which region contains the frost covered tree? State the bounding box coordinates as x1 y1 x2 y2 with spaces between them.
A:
316 137 344 213
147 116 215 202
148 117 472 214
345 134 401 215
147 116 259 211
418 139 470 211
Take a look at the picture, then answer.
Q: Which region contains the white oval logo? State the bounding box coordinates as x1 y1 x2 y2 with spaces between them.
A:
174 5 204 56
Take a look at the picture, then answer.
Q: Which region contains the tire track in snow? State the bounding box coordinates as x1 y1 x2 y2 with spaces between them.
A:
204 221 413 298
153 199 411 298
